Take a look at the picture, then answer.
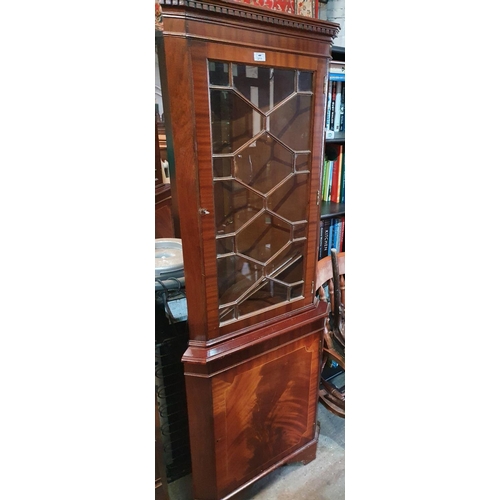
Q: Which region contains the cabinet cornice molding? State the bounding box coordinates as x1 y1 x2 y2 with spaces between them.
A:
159 0 340 37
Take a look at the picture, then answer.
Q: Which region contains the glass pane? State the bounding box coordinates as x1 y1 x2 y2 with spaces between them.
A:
273 254 304 284
232 65 295 113
214 180 263 235
273 68 296 108
237 279 289 317
233 64 271 112
292 223 307 240
219 306 236 323
236 213 291 264
210 89 264 153
267 173 309 222
267 241 306 280
216 236 234 256
295 153 310 172
213 157 232 178
209 61 230 86
269 94 312 151
290 283 304 299
298 71 313 92
234 133 293 195
217 255 263 304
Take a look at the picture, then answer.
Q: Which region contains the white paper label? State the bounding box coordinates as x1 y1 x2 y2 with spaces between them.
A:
253 52 266 62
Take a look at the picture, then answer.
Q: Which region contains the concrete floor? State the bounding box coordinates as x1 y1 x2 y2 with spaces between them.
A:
167 403 345 500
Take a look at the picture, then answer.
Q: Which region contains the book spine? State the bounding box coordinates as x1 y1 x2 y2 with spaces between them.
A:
322 218 331 258
328 218 336 256
336 145 344 203
333 81 343 132
339 218 345 252
325 79 333 130
321 159 328 201
340 149 345 204
323 159 329 202
330 219 337 255
340 82 345 132
335 219 342 252
330 81 337 130
318 219 324 260
326 160 333 201
330 147 340 202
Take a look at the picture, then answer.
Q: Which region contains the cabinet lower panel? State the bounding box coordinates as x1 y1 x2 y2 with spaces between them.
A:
183 322 323 500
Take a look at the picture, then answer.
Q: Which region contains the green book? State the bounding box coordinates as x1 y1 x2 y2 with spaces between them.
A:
339 150 345 204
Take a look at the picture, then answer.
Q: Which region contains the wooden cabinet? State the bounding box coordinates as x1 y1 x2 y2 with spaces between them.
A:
156 1 339 498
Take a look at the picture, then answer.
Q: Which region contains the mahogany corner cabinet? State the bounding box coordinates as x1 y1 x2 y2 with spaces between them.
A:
156 2 339 498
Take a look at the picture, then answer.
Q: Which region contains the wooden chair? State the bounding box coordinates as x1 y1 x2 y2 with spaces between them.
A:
315 250 345 418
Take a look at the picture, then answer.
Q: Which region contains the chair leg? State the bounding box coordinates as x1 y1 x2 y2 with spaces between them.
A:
319 388 345 418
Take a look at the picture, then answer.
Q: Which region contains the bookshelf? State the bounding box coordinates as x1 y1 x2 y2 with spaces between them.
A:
319 47 345 260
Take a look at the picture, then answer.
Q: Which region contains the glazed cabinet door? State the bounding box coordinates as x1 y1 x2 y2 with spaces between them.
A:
209 59 318 327
167 40 328 342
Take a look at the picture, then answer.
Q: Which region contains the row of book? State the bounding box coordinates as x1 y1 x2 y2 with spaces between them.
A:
321 144 345 203
318 216 345 260
325 64 345 140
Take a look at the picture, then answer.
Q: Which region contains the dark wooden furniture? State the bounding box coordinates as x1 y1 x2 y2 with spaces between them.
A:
156 2 339 498
315 250 345 418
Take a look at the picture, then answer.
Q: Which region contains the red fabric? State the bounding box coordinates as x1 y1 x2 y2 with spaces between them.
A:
232 0 296 14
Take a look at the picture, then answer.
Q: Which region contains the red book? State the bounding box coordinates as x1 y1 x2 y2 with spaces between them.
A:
339 218 345 252
335 145 344 203
330 145 341 202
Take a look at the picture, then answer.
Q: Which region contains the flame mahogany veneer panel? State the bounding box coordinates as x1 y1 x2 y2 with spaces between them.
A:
212 335 319 496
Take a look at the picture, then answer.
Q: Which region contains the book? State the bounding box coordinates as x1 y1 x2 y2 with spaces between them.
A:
331 218 340 253
339 149 345 204
333 81 343 133
335 145 344 203
330 81 337 130
339 219 345 253
323 159 329 202
327 160 334 201
321 159 329 201
328 218 335 256
318 219 324 260
325 79 333 130
322 217 332 258
335 219 344 252
339 82 345 132
328 64 345 82
323 159 332 202
330 146 340 202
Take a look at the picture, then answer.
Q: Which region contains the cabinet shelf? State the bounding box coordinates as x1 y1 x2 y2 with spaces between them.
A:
320 201 345 219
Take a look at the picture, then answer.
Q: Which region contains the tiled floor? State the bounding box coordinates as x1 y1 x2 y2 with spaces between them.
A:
166 403 345 500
